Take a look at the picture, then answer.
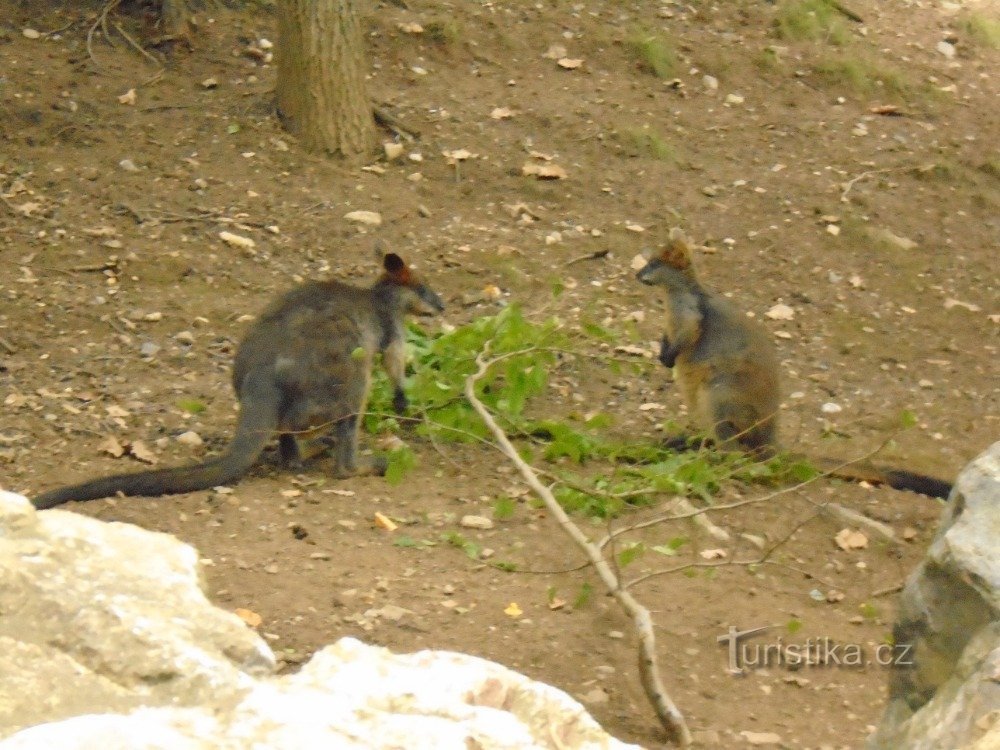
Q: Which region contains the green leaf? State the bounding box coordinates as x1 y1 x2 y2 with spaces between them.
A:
385 447 416 485
899 409 918 428
226 123 240 134
617 542 645 567
786 618 803 635
493 496 516 520
351 346 367 361
177 398 207 414
573 581 593 609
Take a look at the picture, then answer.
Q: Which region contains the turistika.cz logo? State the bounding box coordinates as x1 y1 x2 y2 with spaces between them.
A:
716 625 914 674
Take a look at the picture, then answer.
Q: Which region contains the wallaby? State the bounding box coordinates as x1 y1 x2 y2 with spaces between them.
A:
636 228 952 500
33 251 444 510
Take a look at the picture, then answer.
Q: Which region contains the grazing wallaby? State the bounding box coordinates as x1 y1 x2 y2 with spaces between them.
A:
636 228 952 499
33 251 444 509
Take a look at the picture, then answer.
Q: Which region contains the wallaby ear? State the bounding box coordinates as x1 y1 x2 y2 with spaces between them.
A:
667 226 690 249
659 227 694 269
383 252 406 274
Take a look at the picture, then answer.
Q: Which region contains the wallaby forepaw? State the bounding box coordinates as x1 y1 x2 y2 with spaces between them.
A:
658 336 678 368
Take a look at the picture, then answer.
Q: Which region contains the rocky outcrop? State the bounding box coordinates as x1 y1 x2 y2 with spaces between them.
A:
870 441 1000 750
0 491 639 750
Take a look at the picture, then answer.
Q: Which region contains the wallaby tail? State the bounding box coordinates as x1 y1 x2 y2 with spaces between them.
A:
813 457 952 500
33 375 280 509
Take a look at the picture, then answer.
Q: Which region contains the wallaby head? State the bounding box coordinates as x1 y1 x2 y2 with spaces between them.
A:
636 227 697 285
378 252 445 316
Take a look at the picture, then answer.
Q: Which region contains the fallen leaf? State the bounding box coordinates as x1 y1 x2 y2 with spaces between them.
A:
944 298 982 313
397 22 423 34
234 607 262 628
374 511 398 531
700 548 727 560
521 162 567 180
98 435 125 458
504 602 523 617
557 57 584 69
343 210 382 227
219 231 256 250
834 528 868 551
548 598 566 610
129 440 157 464
117 88 137 106
489 107 515 120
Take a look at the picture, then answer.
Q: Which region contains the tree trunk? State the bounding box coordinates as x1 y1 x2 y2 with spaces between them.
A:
276 0 376 159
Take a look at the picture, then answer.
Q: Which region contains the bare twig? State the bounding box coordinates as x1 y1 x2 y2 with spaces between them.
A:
464 343 691 746
840 168 899 203
872 583 904 598
564 249 610 266
825 0 864 23
87 0 123 67
373 106 420 141
113 21 163 69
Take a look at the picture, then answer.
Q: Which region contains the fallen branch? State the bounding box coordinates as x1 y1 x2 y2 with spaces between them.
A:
464 342 691 746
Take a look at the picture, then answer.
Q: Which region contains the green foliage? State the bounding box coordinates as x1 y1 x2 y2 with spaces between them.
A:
625 30 678 79
786 618 803 635
812 55 910 97
441 531 481 560
177 399 207 415
960 13 1000 48
617 542 645 568
493 496 516 520
774 0 849 45
573 581 594 609
362 306 829 520
385 446 416 485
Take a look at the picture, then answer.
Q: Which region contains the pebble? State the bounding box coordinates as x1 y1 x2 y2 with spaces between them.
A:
343 210 383 226
460 515 494 530
22 28 41 39
119 159 139 172
176 431 203 447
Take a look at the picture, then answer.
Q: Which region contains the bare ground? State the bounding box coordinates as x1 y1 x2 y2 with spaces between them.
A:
1 1 998 747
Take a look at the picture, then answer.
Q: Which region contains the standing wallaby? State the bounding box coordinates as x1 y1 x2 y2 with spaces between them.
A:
33 251 444 510
636 228 952 499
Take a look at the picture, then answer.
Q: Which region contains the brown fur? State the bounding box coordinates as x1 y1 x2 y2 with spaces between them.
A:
637 228 951 499
33 252 444 509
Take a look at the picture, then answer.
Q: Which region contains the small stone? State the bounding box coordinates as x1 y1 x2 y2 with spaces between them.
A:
22 28 41 39
936 40 956 59
119 159 139 172
219 231 256 252
826 224 841 236
174 330 195 345
460 515 494 530
201 77 218 89
702 75 718 91
821 402 843 414
607 630 625 640
383 142 404 161
176 431 203 447
724 93 745 105
139 341 160 357
343 210 383 227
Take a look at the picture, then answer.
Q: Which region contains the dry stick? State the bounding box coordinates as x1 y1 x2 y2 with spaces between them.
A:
464 344 692 747
112 21 164 70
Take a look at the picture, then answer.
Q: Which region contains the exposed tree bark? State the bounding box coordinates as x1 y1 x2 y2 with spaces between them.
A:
276 0 376 159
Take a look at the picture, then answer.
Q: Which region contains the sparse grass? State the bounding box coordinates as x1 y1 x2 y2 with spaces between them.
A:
774 0 850 45
959 12 1000 48
424 18 462 48
812 55 910 97
980 159 1000 181
753 46 785 73
620 126 675 161
624 29 677 79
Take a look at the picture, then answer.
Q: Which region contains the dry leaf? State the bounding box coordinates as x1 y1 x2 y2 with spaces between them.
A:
489 107 514 120
504 602 523 617
343 210 383 226
944 298 982 313
98 435 125 458
834 528 868 551
443 148 477 164
700 548 727 560
397 22 423 34
548 598 566 611
765 303 795 321
374 511 398 531
219 231 256 250
557 57 584 69
870 104 902 116
129 440 157 464
234 607 263 628
117 88 137 106
521 162 567 180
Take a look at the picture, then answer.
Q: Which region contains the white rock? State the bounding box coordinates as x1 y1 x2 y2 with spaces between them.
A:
176 431 203 447
459 515 494 530
219 231 256 251
344 211 383 227
936 40 956 59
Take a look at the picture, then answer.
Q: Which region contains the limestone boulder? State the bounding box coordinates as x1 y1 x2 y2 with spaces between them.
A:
0 491 639 750
870 441 1000 749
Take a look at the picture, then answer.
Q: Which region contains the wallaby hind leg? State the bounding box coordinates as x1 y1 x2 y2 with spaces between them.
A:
331 416 387 478
278 434 303 468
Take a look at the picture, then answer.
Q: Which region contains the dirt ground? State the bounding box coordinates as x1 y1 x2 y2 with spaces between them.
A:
1 1 998 747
